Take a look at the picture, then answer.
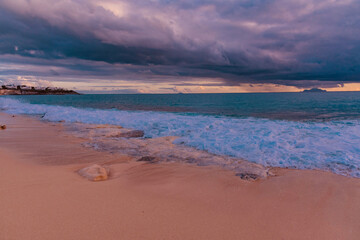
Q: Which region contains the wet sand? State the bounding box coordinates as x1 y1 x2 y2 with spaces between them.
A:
0 112 359 240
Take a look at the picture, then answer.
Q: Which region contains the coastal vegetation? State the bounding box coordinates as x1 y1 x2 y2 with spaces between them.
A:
0 85 79 95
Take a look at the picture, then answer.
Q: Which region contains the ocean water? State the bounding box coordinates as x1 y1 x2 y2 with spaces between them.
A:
1 92 360 177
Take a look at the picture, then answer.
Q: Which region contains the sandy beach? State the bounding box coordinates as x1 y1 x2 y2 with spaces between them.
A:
0 112 359 240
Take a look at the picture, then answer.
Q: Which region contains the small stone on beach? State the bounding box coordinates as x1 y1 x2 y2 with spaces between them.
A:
78 164 109 181
236 173 259 180
113 130 144 138
0 125 6 130
137 156 157 163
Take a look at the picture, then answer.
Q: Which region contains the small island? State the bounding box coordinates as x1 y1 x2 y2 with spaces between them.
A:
302 88 327 93
0 85 79 95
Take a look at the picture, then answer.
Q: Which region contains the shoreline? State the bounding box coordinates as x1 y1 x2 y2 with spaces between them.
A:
1 112 360 239
2 94 359 178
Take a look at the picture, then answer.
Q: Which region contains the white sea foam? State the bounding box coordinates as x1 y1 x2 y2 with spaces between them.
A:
1 97 360 177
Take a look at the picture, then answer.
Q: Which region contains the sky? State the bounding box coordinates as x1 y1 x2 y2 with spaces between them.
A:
0 0 359 93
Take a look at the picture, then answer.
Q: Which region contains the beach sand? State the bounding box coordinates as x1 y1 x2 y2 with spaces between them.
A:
0 112 359 240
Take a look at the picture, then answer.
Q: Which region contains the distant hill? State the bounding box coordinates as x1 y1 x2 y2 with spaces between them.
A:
302 88 327 93
0 85 79 95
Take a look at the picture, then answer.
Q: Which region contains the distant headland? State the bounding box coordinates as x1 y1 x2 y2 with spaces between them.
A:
302 88 327 93
0 85 79 95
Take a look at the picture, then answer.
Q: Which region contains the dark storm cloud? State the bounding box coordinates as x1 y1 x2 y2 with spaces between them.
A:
0 0 360 88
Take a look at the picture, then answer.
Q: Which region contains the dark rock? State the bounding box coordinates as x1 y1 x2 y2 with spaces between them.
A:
137 156 157 163
236 173 259 180
114 130 144 138
0 125 6 130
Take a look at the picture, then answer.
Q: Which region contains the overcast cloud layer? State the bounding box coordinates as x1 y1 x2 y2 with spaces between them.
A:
0 0 359 91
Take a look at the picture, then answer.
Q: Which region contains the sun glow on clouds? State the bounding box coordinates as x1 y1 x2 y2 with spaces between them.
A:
76 83 360 94
95 0 128 17
326 83 360 92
